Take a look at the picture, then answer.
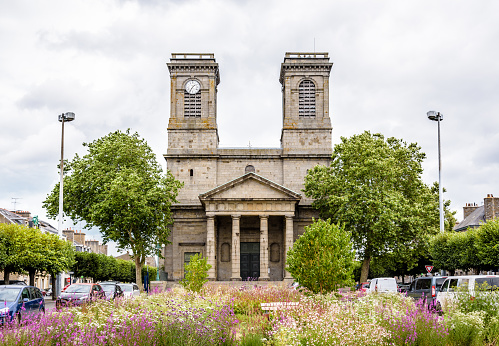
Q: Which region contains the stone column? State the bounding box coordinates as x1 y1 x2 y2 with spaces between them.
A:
259 215 270 281
284 215 294 280
206 215 216 280
230 215 241 281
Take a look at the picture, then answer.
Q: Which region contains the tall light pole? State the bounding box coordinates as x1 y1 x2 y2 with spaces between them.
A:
427 111 444 233
57 112 75 295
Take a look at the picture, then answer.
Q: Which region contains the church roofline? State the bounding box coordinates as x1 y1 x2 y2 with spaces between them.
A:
199 172 302 202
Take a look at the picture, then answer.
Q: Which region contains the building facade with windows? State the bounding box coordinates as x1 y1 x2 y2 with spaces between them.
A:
163 52 333 281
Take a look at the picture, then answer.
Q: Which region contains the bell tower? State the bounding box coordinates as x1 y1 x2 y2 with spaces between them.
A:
167 53 220 155
280 52 333 155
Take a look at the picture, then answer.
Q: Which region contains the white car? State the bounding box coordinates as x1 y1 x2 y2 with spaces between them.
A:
119 283 140 298
436 275 499 310
368 278 398 293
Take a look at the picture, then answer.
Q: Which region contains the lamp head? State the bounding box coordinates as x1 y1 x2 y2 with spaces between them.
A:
427 111 443 121
58 112 75 122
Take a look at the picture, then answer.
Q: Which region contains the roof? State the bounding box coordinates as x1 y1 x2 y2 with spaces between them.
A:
0 208 26 225
454 205 486 232
199 172 302 202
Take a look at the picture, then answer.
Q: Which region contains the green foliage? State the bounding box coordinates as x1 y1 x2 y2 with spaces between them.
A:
180 253 211 293
476 219 499 270
0 223 74 285
429 221 499 274
286 219 355 294
43 130 183 288
71 251 157 283
304 131 440 282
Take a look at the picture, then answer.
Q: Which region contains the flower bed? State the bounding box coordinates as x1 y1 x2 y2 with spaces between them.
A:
1 283 497 345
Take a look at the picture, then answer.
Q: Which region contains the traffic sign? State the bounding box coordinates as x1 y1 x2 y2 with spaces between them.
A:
425 265 434 273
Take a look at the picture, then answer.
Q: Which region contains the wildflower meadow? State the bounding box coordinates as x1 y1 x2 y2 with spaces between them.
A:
1 283 498 345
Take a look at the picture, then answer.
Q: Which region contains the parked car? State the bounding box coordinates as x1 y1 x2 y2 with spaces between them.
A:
0 280 27 285
119 283 140 298
99 282 124 300
42 287 52 297
357 282 370 293
0 285 45 324
436 275 499 311
56 283 105 309
398 283 410 293
368 278 398 293
406 276 447 306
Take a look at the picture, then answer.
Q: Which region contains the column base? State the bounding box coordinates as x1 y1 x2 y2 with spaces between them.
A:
259 276 270 281
283 277 294 283
230 277 242 281
207 277 217 281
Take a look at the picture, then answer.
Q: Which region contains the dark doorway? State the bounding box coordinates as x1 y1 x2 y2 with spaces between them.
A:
240 242 260 280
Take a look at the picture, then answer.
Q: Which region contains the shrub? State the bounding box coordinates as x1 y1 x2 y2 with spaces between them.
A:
180 253 212 293
286 219 355 294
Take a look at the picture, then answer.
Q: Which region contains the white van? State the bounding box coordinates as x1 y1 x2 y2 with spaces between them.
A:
436 275 499 309
368 277 398 293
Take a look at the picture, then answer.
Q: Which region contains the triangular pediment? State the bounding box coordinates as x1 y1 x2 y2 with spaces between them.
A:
199 173 301 202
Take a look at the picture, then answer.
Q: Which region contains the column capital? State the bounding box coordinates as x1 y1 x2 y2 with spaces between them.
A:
259 214 269 220
206 213 216 218
231 214 241 220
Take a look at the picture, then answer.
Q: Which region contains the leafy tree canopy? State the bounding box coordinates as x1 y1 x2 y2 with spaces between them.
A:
304 131 440 283
286 219 355 294
0 223 74 285
43 130 183 288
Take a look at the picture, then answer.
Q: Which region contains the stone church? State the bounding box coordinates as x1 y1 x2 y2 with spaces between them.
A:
163 52 333 281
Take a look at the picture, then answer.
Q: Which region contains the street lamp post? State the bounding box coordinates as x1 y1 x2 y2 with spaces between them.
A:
57 112 75 296
427 111 444 233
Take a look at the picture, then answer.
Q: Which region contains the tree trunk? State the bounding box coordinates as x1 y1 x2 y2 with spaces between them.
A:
51 275 56 300
29 269 36 286
135 255 143 292
4 269 10 285
360 257 371 283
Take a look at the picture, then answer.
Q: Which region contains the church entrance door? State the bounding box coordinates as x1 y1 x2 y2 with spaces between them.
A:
240 242 260 280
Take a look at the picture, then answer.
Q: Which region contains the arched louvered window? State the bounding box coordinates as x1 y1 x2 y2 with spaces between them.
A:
298 80 316 117
184 91 201 117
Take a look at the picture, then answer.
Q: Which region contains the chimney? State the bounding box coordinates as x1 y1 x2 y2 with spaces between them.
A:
463 202 480 220
15 210 31 219
484 194 498 221
73 230 86 245
62 228 75 243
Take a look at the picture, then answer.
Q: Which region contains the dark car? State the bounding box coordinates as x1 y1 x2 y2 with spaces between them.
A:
0 280 27 285
407 276 447 306
99 282 124 300
56 283 105 309
0 285 45 324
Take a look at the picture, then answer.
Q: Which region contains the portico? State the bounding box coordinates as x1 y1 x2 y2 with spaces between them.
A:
199 173 301 281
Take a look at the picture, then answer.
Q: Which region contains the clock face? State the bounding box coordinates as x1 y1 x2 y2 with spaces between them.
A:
185 80 201 94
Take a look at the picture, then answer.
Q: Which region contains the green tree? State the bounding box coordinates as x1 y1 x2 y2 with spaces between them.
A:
44 130 183 289
0 224 74 287
180 253 211 293
286 219 355 294
0 224 25 284
476 219 499 270
304 131 440 283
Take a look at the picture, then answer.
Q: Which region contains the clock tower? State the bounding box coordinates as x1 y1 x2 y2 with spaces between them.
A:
167 53 220 155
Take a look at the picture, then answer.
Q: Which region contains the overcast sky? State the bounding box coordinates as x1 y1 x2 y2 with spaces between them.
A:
1 0 498 256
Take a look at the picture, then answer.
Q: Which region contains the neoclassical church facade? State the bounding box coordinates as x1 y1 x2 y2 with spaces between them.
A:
163 52 333 281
